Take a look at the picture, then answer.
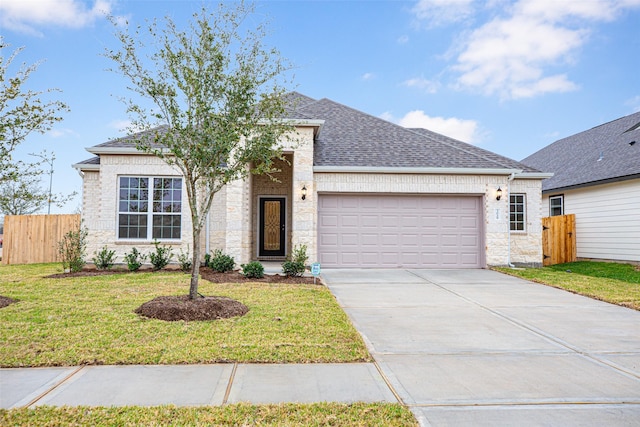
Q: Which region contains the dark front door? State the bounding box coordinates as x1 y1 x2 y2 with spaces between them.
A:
259 197 286 257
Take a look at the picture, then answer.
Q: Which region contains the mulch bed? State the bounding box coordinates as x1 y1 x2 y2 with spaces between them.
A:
135 295 248 321
45 266 320 285
199 268 319 285
0 296 18 308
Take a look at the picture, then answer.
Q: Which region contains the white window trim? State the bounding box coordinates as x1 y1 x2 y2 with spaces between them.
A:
117 175 183 241
549 195 564 217
510 193 526 233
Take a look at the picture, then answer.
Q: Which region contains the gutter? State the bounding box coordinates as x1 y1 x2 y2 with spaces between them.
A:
314 166 524 175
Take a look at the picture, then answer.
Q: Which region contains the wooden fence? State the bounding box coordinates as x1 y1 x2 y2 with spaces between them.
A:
542 214 576 266
1 214 81 265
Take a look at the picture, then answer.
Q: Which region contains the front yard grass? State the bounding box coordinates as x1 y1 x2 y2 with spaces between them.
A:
0 263 371 367
496 261 640 310
1 403 417 426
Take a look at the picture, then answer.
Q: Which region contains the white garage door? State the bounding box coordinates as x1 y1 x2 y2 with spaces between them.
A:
318 194 483 268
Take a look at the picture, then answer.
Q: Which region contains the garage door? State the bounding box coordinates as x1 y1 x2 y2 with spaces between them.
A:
318 194 483 268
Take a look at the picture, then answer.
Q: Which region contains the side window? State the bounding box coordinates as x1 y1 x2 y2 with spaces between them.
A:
549 195 564 216
510 194 526 232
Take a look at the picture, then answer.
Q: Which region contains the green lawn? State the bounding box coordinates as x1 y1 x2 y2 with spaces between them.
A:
495 261 640 310
1 403 417 426
0 263 370 367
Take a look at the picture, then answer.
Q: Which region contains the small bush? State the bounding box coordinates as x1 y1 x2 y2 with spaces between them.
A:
58 226 88 273
123 248 147 272
178 247 192 272
92 246 116 270
282 244 308 277
204 253 212 268
241 261 264 279
210 249 235 272
149 240 172 271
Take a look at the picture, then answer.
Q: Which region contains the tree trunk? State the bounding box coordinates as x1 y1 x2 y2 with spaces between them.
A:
189 225 201 299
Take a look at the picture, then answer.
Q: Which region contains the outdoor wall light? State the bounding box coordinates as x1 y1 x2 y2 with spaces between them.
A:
496 187 503 201
301 185 307 200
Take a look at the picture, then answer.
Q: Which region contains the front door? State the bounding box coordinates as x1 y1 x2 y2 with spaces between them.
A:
259 197 286 257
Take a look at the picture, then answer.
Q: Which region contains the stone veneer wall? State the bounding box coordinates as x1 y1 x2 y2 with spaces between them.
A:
313 172 543 267
207 127 317 265
508 178 544 267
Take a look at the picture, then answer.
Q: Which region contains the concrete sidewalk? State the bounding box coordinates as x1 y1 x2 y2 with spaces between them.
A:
1 363 397 408
322 268 640 426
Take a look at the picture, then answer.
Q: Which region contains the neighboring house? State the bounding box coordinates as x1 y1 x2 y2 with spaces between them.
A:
73 93 549 269
522 111 640 263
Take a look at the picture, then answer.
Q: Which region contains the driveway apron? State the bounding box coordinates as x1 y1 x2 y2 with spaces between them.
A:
321 269 640 426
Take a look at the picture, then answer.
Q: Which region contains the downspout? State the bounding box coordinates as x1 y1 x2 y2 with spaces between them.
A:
205 211 210 262
507 172 516 268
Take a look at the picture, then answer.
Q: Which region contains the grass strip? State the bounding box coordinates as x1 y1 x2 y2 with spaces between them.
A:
1 403 417 426
495 261 640 310
0 264 370 367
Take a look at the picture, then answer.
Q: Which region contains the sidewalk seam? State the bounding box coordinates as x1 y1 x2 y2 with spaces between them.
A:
372 360 405 405
25 366 85 408
222 363 237 405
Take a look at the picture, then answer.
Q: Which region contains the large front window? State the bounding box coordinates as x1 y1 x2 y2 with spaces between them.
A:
118 176 182 240
510 194 526 232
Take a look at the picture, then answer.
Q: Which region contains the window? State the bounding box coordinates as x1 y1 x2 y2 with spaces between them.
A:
118 176 182 240
510 194 526 231
549 195 564 216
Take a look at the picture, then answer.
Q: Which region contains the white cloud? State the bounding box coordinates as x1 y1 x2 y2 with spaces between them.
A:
412 0 475 27
626 95 640 113
397 35 410 44
109 119 135 134
361 72 375 81
412 0 640 100
47 128 79 139
383 110 480 143
0 0 113 35
403 77 440 94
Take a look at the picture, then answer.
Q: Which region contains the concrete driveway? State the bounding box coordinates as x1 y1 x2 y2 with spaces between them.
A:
321 269 640 426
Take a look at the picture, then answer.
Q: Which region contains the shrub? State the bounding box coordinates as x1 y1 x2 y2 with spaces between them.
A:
149 240 172 270
92 246 116 270
204 252 212 268
57 226 88 273
123 248 147 272
241 261 264 279
178 247 192 272
282 244 308 277
209 249 235 272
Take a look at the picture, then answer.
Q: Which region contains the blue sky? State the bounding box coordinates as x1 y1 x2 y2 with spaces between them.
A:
2 0 640 214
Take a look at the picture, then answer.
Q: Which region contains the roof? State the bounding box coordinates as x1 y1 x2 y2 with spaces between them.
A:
77 92 540 174
522 111 640 192
292 95 538 171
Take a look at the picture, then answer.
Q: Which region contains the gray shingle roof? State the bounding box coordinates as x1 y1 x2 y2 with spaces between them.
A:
92 125 169 149
522 111 640 191
76 156 100 165
82 92 538 172
296 97 537 170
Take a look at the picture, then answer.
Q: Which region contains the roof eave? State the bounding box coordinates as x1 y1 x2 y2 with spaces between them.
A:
72 162 100 171
313 166 526 175
87 147 166 155
542 173 640 194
